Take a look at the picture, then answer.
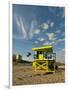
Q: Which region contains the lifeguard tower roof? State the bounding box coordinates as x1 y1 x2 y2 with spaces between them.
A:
32 45 53 52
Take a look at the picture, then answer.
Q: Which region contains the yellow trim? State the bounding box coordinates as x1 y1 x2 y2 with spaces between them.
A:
32 45 52 51
39 54 44 60
32 60 48 70
32 60 55 72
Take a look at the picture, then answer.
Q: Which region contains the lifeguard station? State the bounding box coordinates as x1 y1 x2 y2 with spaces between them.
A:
32 45 56 73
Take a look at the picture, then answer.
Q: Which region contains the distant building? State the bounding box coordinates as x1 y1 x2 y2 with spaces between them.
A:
13 54 22 64
13 54 16 62
16 54 22 62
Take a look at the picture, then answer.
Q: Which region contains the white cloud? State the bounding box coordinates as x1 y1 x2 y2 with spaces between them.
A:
14 14 39 40
43 41 56 46
43 41 49 45
38 38 45 42
34 41 39 44
29 21 35 39
58 38 65 42
29 20 37 39
50 22 54 27
19 17 27 39
14 14 20 28
47 33 56 41
50 41 55 44
34 29 40 34
56 30 60 34
14 14 27 39
42 23 49 30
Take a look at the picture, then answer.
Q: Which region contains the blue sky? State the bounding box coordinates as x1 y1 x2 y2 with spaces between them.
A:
13 4 65 63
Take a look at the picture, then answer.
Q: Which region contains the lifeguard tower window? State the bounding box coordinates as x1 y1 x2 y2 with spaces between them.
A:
37 51 39 59
37 51 43 58
44 52 47 58
44 52 56 60
47 54 52 59
33 51 39 59
33 51 43 59
39 51 43 54
47 53 56 60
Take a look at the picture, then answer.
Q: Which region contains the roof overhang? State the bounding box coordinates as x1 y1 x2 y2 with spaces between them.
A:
32 45 53 52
